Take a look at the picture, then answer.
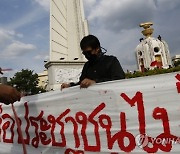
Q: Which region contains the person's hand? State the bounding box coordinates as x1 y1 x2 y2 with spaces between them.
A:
0 84 21 105
80 78 96 88
61 83 70 90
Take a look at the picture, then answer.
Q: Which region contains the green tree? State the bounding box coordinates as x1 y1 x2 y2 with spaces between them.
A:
8 69 46 95
125 66 180 79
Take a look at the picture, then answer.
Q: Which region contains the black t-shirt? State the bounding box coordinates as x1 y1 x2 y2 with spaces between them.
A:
70 55 125 86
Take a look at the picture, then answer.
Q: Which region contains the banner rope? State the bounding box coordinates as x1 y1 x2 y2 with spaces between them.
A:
11 104 27 154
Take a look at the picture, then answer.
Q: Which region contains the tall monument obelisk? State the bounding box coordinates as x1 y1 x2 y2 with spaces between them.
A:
45 0 89 90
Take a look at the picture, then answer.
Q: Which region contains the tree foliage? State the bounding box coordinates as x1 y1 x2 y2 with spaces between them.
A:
8 69 46 95
125 66 180 79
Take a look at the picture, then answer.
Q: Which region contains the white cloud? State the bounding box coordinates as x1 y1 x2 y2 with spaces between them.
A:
84 0 96 6
7 7 47 30
0 28 24 50
1 41 36 58
157 0 180 11
16 33 24 38
87 0 157 32
83 0 96 12
34 0 50 11
34 53 49 60
0 29 14 45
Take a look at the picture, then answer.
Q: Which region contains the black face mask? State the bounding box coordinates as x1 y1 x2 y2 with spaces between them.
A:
83 52 98 62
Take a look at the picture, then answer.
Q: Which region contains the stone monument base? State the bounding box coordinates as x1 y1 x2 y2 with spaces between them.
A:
45 61 85 90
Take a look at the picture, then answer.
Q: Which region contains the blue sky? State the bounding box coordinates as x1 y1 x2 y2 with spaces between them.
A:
0 0 180 78
0 0 49 78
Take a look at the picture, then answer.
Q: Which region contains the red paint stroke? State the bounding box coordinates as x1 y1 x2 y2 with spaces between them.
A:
65 148 84 154
175 74 180 93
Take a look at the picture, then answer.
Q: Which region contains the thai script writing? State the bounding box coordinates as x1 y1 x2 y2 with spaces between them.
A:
0 74 179 153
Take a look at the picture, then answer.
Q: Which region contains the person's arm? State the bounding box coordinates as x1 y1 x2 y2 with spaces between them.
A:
0 84 21 105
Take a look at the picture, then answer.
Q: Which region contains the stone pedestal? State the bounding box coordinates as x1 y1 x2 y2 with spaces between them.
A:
45 61 85 90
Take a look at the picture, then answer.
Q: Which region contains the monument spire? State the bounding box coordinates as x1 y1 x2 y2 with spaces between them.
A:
45 0 89 90
139 22 154 38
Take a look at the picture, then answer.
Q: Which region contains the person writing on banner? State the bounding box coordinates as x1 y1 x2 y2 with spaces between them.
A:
61 34 125 90
0 84 21 105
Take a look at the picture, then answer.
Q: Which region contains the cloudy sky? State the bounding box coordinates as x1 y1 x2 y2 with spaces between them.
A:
0 0 180 78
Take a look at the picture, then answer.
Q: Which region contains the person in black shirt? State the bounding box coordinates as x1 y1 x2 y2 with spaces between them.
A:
61 35 125 89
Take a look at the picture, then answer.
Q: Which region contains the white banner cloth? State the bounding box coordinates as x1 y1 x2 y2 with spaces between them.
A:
0 72 180 154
